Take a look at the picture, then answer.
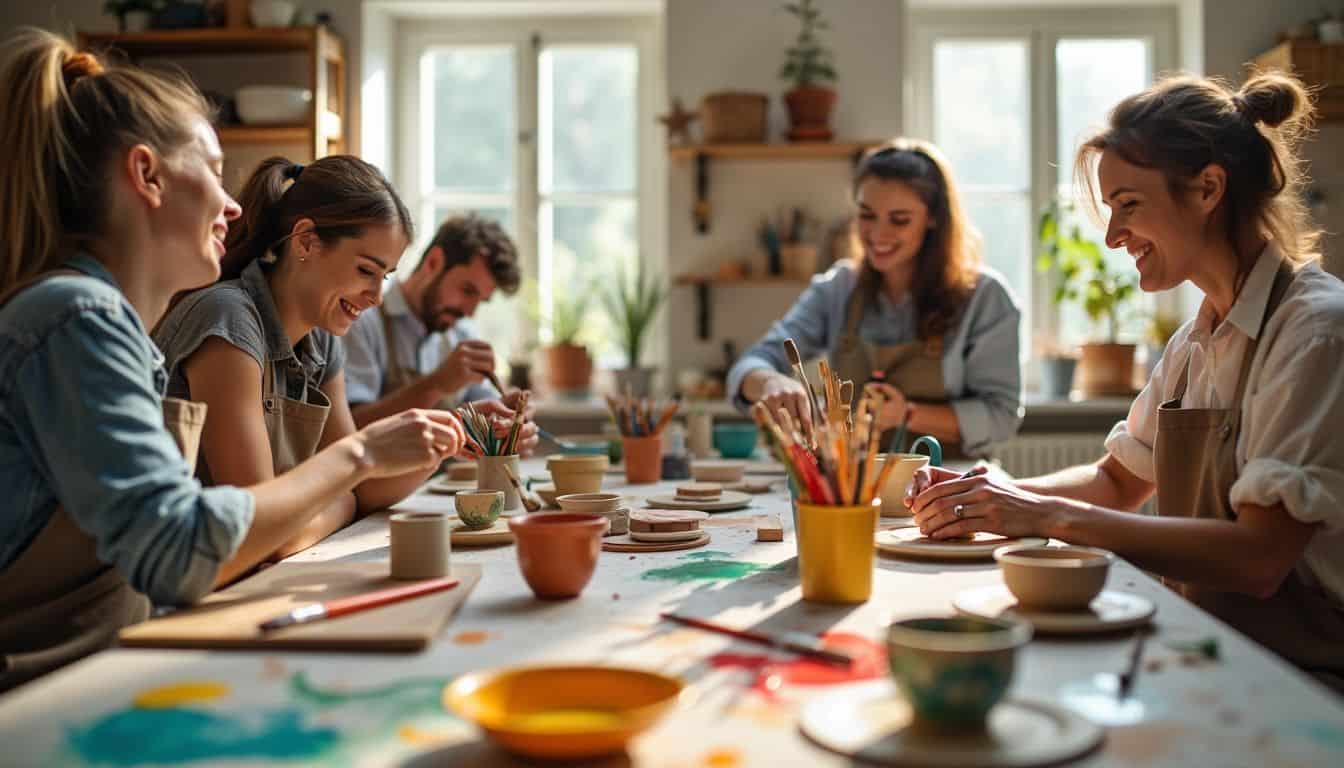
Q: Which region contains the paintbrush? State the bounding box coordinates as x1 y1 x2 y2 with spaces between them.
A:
259 577 460 631
783 339 823 445
475 368 507 396
652 397 681 435
1117 627 1150 700
500 464 541 512
659 612 854 667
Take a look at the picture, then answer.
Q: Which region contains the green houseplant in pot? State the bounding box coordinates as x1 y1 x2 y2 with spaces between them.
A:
537 284 594 399
1037 200 1139 397
603 260 667 399
780 0 837 141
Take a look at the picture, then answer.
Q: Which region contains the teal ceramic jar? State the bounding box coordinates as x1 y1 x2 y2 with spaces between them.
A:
886 616 1032 729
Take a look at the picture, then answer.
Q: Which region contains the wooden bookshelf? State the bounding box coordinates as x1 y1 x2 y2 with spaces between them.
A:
216 125 311 144
80 26 340 58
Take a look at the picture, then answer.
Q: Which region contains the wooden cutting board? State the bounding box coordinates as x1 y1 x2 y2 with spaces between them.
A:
118 562 481 652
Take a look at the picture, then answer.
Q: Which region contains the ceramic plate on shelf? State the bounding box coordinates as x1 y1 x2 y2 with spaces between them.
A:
874 528 1046 561
800 680 1103 767
644 491 752 512
426 479 476 495
953 585 1156 635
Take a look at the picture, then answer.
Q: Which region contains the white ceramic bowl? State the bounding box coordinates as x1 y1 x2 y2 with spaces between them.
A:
236 86 312 125
250 0 296 28
691 459 746 483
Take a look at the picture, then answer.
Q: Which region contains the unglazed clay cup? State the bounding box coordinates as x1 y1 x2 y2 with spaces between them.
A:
994 545 1115 611
455 490 504 530
886 615 1032 730
546 454 609 496
556 492 623 514
690 459 746 483
508 513 608 599
873 453 929 517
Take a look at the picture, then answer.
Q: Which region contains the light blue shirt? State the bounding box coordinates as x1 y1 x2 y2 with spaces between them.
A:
342 279 497 406
727 262 1024 456
0 255 253 605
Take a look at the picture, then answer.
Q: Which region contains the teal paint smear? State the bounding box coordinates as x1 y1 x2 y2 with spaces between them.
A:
1283 720 1344 750
289 670 449 710
641 550 783 583
66 707 339 766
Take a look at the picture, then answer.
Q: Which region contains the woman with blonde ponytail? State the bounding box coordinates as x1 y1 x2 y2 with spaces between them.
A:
0 29 468 692
910 71 1344 690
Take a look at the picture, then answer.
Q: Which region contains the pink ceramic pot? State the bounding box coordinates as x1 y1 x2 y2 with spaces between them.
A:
507 513 607 599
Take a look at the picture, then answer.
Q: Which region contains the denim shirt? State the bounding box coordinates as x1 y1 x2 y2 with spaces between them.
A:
0 255 254 605
727 262 1024 456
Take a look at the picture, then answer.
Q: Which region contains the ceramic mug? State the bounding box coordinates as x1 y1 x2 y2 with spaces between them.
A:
887 615 1032 729
874 436 941 517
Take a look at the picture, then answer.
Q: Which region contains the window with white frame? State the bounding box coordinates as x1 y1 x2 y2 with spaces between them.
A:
910 7 1179 366
399 16 658 370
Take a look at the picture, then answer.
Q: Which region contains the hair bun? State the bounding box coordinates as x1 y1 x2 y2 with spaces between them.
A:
1235 72 1308 128
61 51 103 88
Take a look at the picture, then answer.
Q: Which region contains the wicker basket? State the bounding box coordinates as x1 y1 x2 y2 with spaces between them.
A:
700 92 769 142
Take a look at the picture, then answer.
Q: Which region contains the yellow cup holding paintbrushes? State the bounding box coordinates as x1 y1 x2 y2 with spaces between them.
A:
796 499 879 604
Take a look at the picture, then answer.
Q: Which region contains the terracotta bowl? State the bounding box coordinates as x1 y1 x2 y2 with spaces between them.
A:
508 513 608 599
690 459 746 483
546 454 609 496
994 544 1115 611
444 665 683 760
887 615 1032 729
556 492 623 514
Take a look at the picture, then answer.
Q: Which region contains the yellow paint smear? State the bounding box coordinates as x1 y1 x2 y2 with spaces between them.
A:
397 724 457 746
508 709 625 732
134 681 231 709
704 747 743 767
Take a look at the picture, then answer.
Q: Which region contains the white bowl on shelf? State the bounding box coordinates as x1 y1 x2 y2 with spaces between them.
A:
250 0 297 28
236 86 312 125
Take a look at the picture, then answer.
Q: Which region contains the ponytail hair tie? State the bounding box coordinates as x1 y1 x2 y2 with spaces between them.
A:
283 163 305 181
61 51 103 89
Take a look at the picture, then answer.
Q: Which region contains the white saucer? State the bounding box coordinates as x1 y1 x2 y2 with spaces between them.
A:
645 490 752 512
953 585 1156 635
874 528 1047 561
800 680 1103 767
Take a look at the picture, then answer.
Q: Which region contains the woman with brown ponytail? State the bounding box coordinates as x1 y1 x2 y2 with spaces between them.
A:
0 29 468 692
911 72 1344 690
153 155 463 558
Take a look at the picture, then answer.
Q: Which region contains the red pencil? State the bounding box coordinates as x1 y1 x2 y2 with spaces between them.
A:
259 577 460 631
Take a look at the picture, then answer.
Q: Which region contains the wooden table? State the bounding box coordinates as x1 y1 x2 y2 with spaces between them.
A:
2 459 1342 766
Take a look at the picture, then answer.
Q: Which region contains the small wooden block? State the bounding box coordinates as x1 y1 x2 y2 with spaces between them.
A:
675 482 723 500
756 514 784 542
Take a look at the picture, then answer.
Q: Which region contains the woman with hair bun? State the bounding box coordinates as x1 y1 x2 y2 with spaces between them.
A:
0 29 467 691
911 72 1344 689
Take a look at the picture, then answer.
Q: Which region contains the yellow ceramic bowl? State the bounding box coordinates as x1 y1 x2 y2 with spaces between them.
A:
444 665 683 760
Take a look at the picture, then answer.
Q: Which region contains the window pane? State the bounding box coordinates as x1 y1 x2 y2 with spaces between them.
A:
962 192 1031 355
540 46 637 194
1056 38 1150 187
544 201 637 363
934 39 1029 188
427 47 515 192
430 205 521 372
431 206 514 238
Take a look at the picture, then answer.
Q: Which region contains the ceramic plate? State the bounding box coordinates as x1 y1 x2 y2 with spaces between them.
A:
874 528 1047 561
601 532 711 553
953 585 1156 635
644 491 752 512
800 680 1103 767
450 519 514 547
426 479 476 495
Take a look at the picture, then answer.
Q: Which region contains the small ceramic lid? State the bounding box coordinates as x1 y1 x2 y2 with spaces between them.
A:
675 482 723 499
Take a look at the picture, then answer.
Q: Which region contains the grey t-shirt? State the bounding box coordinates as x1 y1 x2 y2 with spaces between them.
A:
153 260 345 403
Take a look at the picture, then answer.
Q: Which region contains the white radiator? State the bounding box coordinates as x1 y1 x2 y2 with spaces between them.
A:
990 433 1154 515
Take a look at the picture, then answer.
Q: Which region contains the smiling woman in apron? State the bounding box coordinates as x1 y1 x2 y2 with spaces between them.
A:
154 155 453 560
728 139 1023 458
911 72 1344 692
0 31 468 692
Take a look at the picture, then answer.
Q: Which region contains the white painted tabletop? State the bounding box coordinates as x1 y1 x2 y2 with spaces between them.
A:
1 459 1341 767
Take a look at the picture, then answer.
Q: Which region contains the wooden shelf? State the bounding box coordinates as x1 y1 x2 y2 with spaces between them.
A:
669 140 883 162
216 125 311 144
80 26 338 57
1252 40 1344 121
675 274 811 286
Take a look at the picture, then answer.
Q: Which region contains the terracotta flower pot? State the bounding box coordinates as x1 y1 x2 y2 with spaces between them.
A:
545 343 592 394
508 513 608 599
784 85 836 142
622 435 663 484
1077 343 1136 397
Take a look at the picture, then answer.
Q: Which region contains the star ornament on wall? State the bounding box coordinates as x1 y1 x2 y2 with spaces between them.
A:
658 98 698 145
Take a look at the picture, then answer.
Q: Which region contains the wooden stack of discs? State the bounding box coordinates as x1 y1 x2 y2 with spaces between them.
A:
628 509 709 543
675 482 722 503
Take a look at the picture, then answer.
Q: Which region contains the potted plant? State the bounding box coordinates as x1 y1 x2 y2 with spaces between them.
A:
780 0 837 142
1037 200 1139 397
536 285 594 398
1034 336 1078 400
602 259 667 399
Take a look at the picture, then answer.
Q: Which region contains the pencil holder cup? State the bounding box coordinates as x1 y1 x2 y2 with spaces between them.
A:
622 436 663 484
796 499 879 604
477 455 522 511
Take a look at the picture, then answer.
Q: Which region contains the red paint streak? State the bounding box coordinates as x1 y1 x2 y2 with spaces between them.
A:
708 632 886 698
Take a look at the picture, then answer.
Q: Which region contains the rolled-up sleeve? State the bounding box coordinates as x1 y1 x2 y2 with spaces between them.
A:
1231 334 1344 532
342 309 385 404
727 271 843 412
21 308 253 605
950 281 1023 454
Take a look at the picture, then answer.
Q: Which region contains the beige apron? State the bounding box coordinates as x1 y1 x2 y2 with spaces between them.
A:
378 303 420 396
0 270 209 692
1154 261 1344 693
830 268 966 458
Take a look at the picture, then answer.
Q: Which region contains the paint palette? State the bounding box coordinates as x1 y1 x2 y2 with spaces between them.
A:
953 585 1156 635
874 528 1047 561
800 680 1103 767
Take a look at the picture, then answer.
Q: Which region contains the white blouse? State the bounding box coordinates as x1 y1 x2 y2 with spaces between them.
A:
1105 244 1344 606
